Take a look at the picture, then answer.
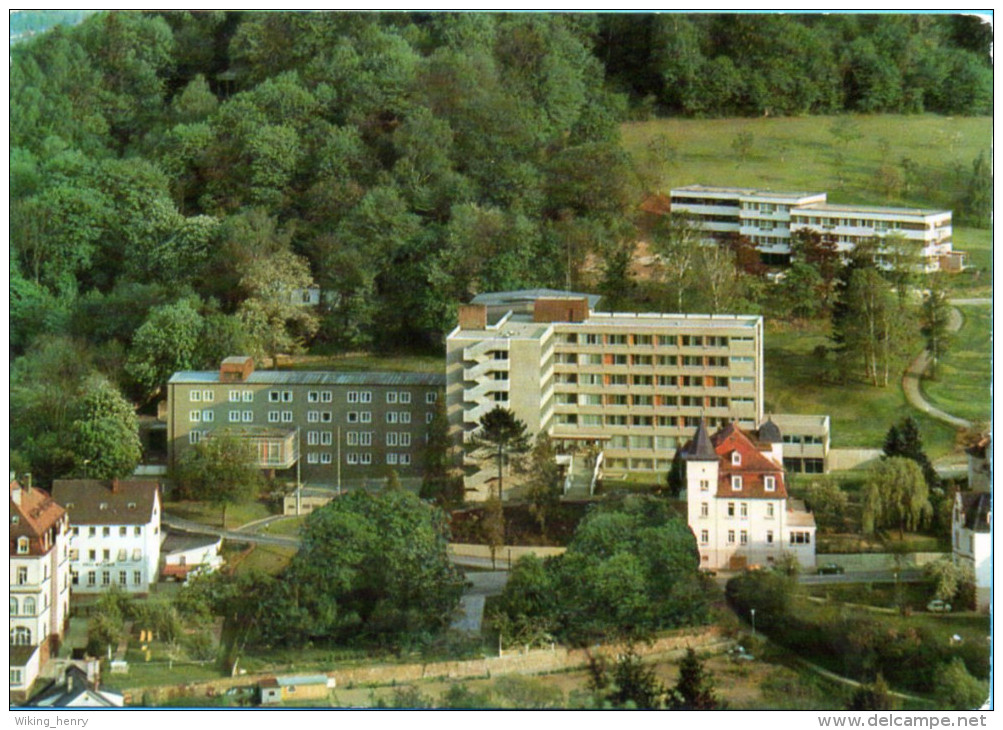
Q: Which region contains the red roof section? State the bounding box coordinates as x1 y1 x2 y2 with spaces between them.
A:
10 480 67 556
711 423 787 499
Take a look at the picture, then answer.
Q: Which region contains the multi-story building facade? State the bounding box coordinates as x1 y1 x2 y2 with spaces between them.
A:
10 478 71 702
447 289 768 497
669 185 959 271
770 413 830 474
683 419 816 571
167 357 445 485
52 479 162 594
952 491 991 613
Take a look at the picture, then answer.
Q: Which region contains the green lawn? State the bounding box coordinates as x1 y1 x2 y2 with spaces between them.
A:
921 304 992 426
763 321 958 458
947 227 993 295
229 543 297 576
165 500 274 530
258 516 306 537
621 114 991 209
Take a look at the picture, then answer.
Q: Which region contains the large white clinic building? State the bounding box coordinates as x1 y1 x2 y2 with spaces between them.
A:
669 185 960 271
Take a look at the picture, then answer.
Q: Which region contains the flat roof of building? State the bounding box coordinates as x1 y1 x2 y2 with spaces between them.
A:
169 371 445 386
583 311 760 329
471 288 603 310
771 413 830 431
671 184 825 200
794 203 950 217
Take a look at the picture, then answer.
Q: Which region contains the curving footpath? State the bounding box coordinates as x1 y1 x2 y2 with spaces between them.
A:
901 298 990 430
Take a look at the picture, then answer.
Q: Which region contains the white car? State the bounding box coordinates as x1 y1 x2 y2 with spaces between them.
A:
926 599 952 613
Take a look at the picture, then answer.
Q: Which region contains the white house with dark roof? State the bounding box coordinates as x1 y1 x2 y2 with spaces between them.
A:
953 490 991 613
161 532 224 581
51 479 162 594
683 419 816 570
10 478 72 702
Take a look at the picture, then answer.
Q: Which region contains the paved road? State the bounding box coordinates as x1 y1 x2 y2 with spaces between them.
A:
162 515 300 548
449 571 510 634
902 303 971 429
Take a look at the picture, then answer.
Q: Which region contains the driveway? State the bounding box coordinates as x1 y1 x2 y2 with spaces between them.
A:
450 571 509 635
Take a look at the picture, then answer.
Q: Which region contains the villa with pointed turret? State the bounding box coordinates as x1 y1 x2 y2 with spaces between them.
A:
683 418 816 571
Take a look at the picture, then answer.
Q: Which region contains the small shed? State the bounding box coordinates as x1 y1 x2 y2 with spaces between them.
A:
259 674 335 705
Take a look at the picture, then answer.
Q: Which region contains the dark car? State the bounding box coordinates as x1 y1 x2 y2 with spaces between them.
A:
816 563 845 575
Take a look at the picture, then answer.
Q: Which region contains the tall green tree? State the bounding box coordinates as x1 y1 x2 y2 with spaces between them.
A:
670 648 721 710
861 456 932 537
269 490 465 647
126 298 205 400
920 279 952 378
522 434 562 537
883 416 939 489
70 376 142 479
419 394 463 507
177 431 263 528
651 213 701 312
467 406 531 500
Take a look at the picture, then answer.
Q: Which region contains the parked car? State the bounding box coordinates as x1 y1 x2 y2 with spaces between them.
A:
816 563 845 575
927 599 952 613
728 646 755 662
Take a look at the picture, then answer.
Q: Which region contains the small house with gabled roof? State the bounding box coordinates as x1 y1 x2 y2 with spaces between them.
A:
682 419 816 570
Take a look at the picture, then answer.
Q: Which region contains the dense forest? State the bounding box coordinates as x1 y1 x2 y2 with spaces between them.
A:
8 12 992 486
598 14 992 117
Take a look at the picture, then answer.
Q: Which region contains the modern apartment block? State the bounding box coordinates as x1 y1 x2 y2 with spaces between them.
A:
447 289 767 498
683 419 816 571
167 357 445 485
669 184 959 271
51 479 162 594
10 478 71 702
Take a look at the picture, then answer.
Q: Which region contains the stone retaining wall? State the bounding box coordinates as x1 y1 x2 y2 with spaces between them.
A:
816 552 946 571
124 625 723 705
448 543 567 563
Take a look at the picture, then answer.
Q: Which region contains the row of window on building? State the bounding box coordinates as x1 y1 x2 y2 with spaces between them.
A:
554 334 746 348
71 525 144 538
554 413 756 430
553 373 755 386
555 393 753 407
191 409 432 425
190 389 439 405
553 354 755 367
9 596 44 617
70 547 144 563
71 570 144 587
699 529 811 545
700 501 778 518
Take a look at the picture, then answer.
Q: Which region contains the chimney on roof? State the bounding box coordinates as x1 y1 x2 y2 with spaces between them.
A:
458 304 487 330
11 482 22 506
111 478 119 493
220 356 255 382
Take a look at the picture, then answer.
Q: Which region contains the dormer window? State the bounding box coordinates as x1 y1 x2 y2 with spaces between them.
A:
11 516 18 525
127 502 136 510
732 476 743 491
17 537 29 555
66 503 74 509
764 476 776 492
99 503 108 510
731 452 741 466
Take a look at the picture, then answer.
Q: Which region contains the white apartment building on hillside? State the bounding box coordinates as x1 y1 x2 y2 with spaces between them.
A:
447 289 768 498
669 185 960 271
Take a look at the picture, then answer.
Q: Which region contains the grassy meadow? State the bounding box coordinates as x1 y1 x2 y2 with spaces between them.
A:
922 304 992 426
762 320 960 458
623 114 991 459
622 114 991 211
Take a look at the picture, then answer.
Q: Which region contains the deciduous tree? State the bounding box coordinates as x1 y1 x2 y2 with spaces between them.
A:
861 457 932 537
177 431 263 528
70 376 142 480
